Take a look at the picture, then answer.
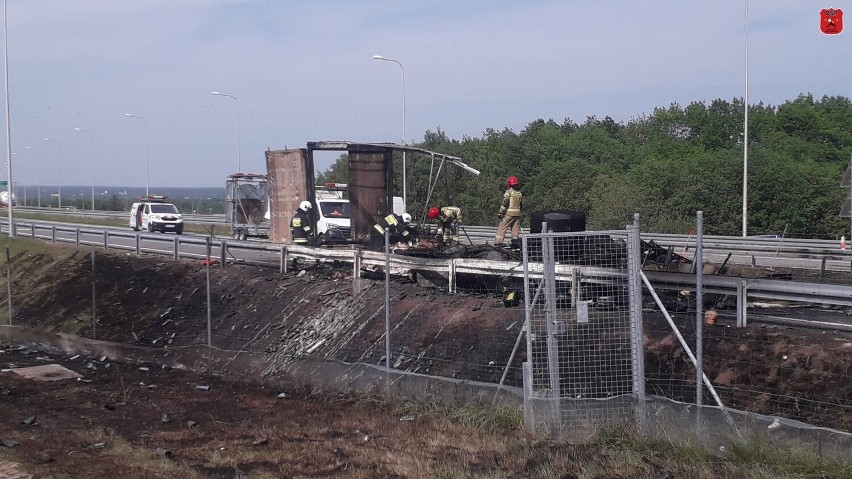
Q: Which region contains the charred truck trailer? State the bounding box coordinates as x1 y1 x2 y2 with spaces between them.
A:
226 173 270 240
264 141 480 245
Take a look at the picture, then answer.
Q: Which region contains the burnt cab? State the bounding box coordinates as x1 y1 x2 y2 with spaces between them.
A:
129 196 184 234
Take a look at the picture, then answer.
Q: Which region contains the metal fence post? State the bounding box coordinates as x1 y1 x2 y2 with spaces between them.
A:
542 230 562 425
103 231 109 252
135 233 141 256
91 246 97 340
384 229 391 396
206 237 212 347
627 225 646 403
173 236 179 260
51 226 56 243
6 247 12 326
75 228 80 247
30 223 35 239
448 258 456 294
220 239 227 266
695 212 704 408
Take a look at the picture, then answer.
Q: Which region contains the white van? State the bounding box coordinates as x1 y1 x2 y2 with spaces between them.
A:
129 196 184 234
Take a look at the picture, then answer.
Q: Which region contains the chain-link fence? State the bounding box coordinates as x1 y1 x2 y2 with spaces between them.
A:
521 227 644 438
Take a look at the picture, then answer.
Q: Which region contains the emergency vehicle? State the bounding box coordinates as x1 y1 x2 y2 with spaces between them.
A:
129 196 184 234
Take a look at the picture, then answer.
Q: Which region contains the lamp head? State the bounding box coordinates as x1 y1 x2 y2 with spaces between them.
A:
372 55 383 60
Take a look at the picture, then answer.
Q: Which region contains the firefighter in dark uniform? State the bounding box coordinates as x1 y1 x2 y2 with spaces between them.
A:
290 201 314 245
367 213 417 252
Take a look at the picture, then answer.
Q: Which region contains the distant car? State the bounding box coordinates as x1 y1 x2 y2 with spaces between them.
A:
129 196 184 234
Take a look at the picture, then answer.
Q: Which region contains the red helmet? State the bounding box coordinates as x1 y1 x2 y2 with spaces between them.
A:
506 176 519 187
427 207 440 220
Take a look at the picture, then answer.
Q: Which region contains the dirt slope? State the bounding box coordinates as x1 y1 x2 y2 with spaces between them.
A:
1 238 851 433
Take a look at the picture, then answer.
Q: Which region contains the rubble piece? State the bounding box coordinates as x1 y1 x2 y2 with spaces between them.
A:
251 438 268 446
399 415 415 422
36 452 54 463
92 442 106 449
161 414 171 424
276 392 287 399
195 385 210 391
155 448 172 458
22 416 37 426
10 364 82 382
2 439 19 447
186 420 198 428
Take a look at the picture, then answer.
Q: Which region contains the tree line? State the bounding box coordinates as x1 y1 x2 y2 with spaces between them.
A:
319 94 852 238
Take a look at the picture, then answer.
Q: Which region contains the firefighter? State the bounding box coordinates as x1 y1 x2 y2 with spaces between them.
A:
367 212 417 251
290 201 314 245
495 176 522 246
427 206 462 245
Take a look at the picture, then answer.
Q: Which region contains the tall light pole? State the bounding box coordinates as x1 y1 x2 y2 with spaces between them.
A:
124 113 149 196
742 0 749 237
3 0 14 237
42 137 62 208
74 127 95 211
211 91 242 173
372 54 407 208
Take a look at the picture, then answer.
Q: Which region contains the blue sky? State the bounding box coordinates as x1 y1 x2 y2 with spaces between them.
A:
3 0 850 187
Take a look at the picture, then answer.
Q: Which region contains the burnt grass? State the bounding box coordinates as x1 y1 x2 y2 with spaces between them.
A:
0 238 849 476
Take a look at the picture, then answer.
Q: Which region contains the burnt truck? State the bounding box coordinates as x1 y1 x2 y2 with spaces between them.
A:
225 172 356 243
263 142 479 245
225 173 270 241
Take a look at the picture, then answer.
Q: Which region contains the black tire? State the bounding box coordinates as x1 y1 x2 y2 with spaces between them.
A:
233 229 241 240
147 222 155 233
239 230 247 241
175 226 184 235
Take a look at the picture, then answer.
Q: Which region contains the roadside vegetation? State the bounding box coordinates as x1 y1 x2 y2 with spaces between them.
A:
319 94 852 238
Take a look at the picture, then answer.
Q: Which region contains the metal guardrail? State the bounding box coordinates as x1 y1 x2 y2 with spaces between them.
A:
3 219 852 325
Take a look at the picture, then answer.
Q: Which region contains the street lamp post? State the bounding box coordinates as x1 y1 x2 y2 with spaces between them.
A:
742 0 749 237
372 55 408 208
124 113 149 197
3 0 13 237
211 91 242 173
74 128 96 211
42 137 62 208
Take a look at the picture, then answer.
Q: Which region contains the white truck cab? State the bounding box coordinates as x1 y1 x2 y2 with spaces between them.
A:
129 196 184 234
312 183 406 244
315 184 351 244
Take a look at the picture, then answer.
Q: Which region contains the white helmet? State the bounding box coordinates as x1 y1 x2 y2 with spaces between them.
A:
299 200 312 211
401 213 412 223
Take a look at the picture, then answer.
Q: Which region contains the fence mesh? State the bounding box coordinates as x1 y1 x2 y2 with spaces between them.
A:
522 229 642 436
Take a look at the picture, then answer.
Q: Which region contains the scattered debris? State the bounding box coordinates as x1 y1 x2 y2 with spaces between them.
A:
251 438 268 446
155 447 172 458
186 420 198 428
22 416 38 426
2 439 19 447
276 392 287 399
195 384 210 391
399 415 415 421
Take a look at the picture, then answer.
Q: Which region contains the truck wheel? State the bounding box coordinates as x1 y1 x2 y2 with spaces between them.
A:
317 233 325 245
147 223 154 233
175 226 184 235
232 229 241 240
239 230 247 241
